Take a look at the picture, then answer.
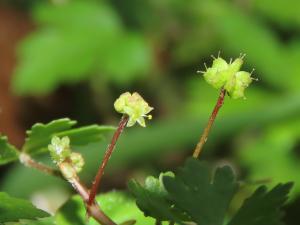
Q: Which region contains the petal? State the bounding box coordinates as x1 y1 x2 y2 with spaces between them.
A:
144 106 154 114
212 57 228 71
61 136 70 147
127 117 137 127
51 136 60 145
123 106 134 117
137 117 146 127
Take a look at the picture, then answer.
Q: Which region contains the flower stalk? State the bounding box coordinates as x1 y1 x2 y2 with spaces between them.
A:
193 54 254 157
193 88 226 158
47 136 116 225
88 115 129 206
88 92 153 206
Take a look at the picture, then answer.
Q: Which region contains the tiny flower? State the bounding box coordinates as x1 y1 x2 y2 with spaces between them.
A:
70 152 84 173
114 92 153 127
201 55 253 99
48 136 71 163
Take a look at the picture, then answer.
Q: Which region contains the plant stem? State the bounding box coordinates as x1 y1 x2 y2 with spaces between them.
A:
19 153 62 178
88 115 129 206
20 153 115 225
63 171 117 225
71 179 116 225
193 88 226 158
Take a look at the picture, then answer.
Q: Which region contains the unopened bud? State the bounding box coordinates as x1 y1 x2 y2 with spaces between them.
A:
202 55 253 99
70 152 84 173
48 136 71 163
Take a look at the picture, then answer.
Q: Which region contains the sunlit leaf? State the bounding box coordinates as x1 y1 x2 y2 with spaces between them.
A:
0 192 50 222
0 136 19 165
23 118 114 155
13 1 151 95
237 120 300 197
55 191 155 225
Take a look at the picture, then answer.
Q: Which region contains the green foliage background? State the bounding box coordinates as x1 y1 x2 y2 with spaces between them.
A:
1 0 300 224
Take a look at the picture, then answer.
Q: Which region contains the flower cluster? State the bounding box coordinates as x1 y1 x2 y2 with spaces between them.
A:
114 92 153 127
48 136 71 164
48 136 84 179
201 55 253 99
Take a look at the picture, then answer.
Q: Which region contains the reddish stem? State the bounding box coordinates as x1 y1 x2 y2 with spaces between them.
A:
193 88 226 158
88 115 129 206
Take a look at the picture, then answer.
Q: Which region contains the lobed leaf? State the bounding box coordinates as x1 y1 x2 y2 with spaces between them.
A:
128 172 184 223
0 192 50 223
0 136 20 165
163 158 238 225
22 118 115 155
228 183 293 225
237 120 300 198
13 1 151 95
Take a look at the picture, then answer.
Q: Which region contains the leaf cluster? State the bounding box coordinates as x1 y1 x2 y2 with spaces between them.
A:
0 192 50 223
130 158 293 225
0 118 114 224
0 118 114 166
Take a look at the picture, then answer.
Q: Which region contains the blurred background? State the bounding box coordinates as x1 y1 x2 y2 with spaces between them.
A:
0 0 300 224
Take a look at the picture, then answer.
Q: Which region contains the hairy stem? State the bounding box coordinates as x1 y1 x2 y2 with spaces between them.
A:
193 88 226 158
57 162 116 225
19 153 62 178
88 115 129 206
19 153 115 225
67 176 116 225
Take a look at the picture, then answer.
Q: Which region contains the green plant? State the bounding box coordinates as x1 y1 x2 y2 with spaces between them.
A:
0 56 293 225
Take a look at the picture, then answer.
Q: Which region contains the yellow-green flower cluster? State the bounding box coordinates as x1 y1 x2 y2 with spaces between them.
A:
48 136 84 179
48 136 71 164
114 92 153 127
201 56 253 99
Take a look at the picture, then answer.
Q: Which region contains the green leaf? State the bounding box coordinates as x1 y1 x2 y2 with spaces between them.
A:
13 1 151 95
253 0 300 27
228 183 293 225
237 120 300 198
98 33 151 85
55 191 155 225
128 172 184 223
0 192 50 222
3 217 56 225
163 158 238 225
23 118 115 155
0 136 20 165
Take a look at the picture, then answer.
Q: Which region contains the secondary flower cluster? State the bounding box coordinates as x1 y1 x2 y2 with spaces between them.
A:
201 55 253 99
48 136 84 179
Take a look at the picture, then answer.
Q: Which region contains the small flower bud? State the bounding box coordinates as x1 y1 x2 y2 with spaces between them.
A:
225 71 252 99
48 136 71 163
114 92 153 127
202 55 253 99
70 152 84 173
